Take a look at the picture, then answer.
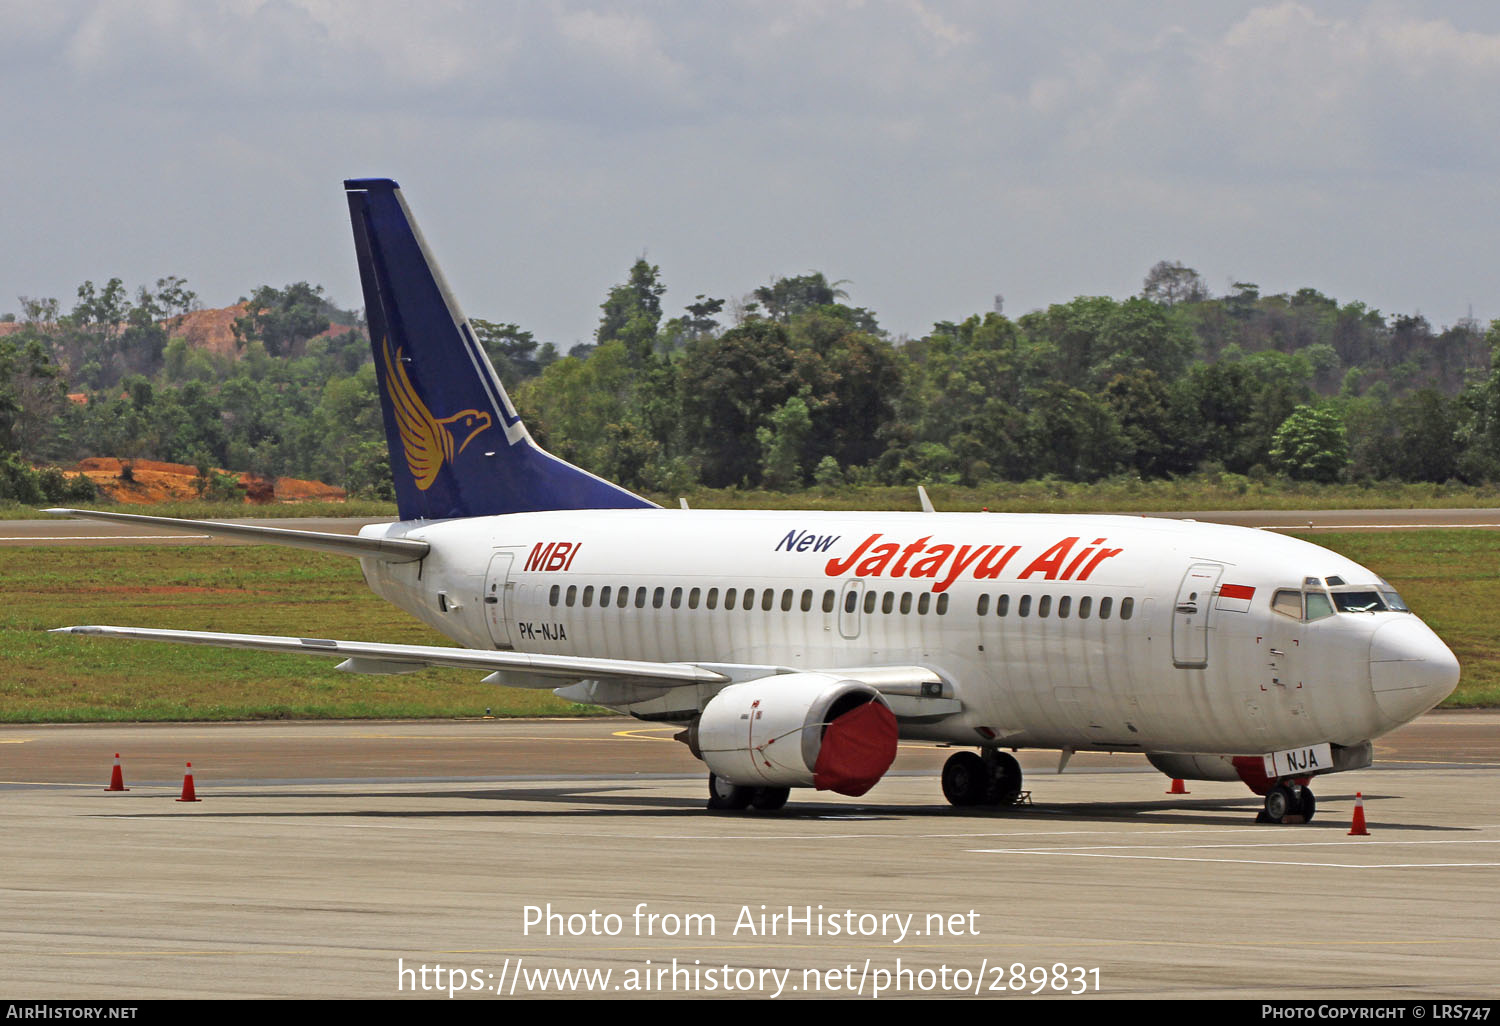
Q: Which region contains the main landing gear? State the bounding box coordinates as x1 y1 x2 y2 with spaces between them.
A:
705 773 790 812
1257 781 1316 824
942 750 1024 808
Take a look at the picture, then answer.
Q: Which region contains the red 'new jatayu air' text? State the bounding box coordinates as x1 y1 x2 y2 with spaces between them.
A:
822 535 1123 593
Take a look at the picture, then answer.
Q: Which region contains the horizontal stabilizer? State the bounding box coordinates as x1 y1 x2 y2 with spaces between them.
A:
51 625 730 688
43 508 429 562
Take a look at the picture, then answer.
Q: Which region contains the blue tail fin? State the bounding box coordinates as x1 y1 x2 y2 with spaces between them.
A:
344 178 655 520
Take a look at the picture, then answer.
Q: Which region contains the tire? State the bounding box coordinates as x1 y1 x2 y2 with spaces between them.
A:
1296 785 1316 823
942 752 989 807
706 773 753 810
751 787 790 811
1263 784 1294 823
985 751 1023 806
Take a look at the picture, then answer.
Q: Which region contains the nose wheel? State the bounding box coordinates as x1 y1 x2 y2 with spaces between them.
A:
1258 782 1316 824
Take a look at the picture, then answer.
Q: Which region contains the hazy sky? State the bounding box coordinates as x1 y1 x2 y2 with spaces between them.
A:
4 1 1498 347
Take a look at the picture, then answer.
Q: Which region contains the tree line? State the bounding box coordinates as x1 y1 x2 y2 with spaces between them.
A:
2 257 1499 503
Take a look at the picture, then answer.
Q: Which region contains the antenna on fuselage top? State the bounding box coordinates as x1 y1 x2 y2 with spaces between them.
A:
918 485 936 514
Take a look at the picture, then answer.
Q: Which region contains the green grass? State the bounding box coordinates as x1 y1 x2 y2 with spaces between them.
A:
7 473 1500 521
0 499 399 520
658 477 1500 514
0 546 595 721
1288 530 1500 707
2 530 1494 721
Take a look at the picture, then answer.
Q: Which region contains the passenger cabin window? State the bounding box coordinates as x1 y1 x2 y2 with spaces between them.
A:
566 585 577 607
1078 596 1092 619
1057 596 1071 618
976 595 990 616
1018 595 1032 617
688 587 701 610
762 589 775 612
996 594 1010 616
670 587 682 609
899 592 912 615
1099 597 1112 619
635 587 647 609
1272 589 1302 619
845 591 858 614
617 586 629 608
707 588 719 610
549 585 560 607
918 593 930 615
863 591 877 615
1038 595 1051 618
1120 597 1134 620
801 590 813 612
780 589 793 612
725 587 737 610
652 587 665 609
822 590 836 613
936 593 949 615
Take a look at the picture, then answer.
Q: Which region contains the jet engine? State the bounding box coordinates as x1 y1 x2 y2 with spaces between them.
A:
689 673 898 797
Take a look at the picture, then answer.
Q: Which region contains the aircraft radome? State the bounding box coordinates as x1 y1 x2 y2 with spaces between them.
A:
49 179 1460 823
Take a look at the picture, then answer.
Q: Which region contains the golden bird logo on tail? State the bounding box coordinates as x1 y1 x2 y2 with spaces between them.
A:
382 337 493 491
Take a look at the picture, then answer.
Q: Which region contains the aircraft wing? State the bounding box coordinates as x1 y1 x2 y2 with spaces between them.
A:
43 508 428 562
51 626 729 688
49 625 963 718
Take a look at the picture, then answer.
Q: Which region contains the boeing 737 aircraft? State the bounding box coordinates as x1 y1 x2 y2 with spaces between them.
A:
50 179 1461 823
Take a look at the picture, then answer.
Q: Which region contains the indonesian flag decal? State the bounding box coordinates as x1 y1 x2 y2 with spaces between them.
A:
1216 583 1256 613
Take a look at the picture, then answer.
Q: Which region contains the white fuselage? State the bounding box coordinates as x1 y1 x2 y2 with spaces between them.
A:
359 510 1458 758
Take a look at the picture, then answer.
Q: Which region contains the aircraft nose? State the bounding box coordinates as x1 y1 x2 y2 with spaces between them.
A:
1369 618 1460 724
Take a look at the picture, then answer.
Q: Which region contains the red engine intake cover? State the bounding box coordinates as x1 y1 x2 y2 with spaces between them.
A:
812 700 899 797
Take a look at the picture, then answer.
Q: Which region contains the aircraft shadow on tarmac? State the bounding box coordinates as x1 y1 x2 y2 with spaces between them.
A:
82 785 1472 831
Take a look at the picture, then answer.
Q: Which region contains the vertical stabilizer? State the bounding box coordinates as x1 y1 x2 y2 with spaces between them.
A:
344 178 655 520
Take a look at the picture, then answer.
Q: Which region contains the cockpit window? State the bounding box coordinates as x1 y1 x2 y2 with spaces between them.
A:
1333 591 1386 613
1378 579 1410 612
1272 589 1302 619
1325 575 1346 586
1304 591 1334 621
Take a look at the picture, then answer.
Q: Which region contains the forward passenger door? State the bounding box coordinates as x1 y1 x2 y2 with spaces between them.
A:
1172 563 1223 669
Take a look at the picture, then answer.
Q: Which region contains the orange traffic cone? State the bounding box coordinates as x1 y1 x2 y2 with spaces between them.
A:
1167 778 1190 794
176 762 201 803
1348 792 1369 835
105 752 129 792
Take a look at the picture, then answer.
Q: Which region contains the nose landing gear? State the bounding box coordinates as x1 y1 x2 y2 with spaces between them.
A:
1258 781 1316 824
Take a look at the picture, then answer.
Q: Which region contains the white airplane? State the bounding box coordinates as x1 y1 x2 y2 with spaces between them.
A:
50 179 1460 823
